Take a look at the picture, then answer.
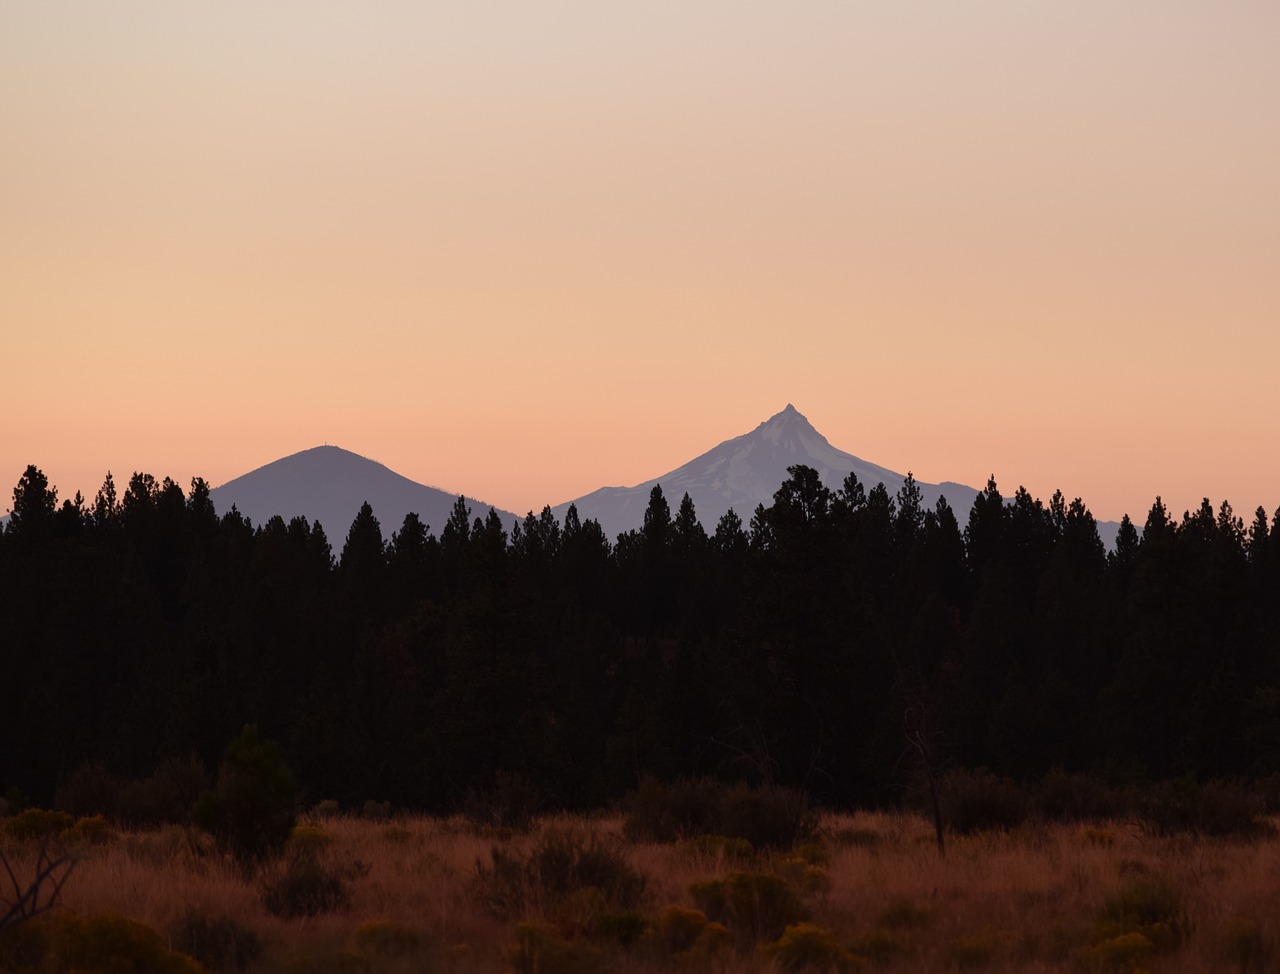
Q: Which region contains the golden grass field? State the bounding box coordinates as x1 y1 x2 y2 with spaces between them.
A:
5 810 1280 973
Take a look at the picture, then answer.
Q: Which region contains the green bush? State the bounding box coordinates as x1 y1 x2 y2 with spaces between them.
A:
690 872 809 946
58 815 115 849
779 857 831 895
2 808 75 842
169 911 263 973
311 799 342 820
675 833 756 863
502 923 601 974
0 912 205 974
764 923 861 972
195 725 297 864
594 912 647 947
1097 876 1186 950
621 776 815 849
940 769 1030 835
280 946 370 974
287 824 336 856
1073 932 1155 973
652 906 712 955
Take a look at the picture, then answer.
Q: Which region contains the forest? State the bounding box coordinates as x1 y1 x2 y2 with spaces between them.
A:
3 461 1280 816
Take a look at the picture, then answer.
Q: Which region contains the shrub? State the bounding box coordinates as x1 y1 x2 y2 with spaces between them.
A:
1221 917 1268 973
280 946 370 974
56 757 210 827
461 771 540 832
360 800 391 821
0 912 205 974
195 725 297 864
1036 770 1125 822
475 828 646 920
690 872 809 946
59 815 115 849
621 776 723 842
779 857 831 895
382 825 414 844
1139 778 1268 838
653 906 712 956
594 912 647 947
831 827 880 850
1097 876 1186 949
675 834 756 863
794 841 828 866
877 897 931 930
169 910 263 973
1073 932 1155 973
848 930 907 964
311 799 342 820
502 922 602 974
719 783 816 849
685 922 732 967
764 923 861 972
55 763 124 818
1083 828 1117 848
262 851 368 918
287 824 335 856
945 930 1010 969
2 787 31 817
120 755 210 826
1116 858 1149 879
2 808 75 842
941 769 1030 835
123 824 208 866
354 920 427 957
555 886 609 935
621 776 815 849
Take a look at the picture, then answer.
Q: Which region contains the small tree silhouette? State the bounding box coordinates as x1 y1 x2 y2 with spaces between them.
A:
195 725 297 865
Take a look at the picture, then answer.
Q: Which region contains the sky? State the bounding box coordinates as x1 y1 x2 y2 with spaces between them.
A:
3 2 1278 524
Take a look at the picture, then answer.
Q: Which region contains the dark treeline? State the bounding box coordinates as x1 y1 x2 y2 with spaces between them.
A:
3 463 1280 813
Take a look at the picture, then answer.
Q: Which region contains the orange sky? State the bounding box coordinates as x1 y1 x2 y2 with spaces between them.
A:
3 3 1278 525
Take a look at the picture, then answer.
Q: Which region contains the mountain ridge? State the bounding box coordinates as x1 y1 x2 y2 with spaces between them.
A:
193 406 1120 548
551 404 983 541
208 445 519 540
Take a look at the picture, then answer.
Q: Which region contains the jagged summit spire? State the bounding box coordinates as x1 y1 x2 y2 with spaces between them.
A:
755 403 823 443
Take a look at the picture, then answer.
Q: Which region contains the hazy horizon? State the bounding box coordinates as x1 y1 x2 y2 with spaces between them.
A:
4 3 1278 523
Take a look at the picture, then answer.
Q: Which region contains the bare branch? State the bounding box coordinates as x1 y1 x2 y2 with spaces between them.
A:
0 839 76 934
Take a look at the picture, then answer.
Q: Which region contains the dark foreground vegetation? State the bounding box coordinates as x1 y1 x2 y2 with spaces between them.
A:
3 461 1280 819
5 803 1280 974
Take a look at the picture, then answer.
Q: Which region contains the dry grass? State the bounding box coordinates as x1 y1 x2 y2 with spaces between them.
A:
5 811 1280 972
